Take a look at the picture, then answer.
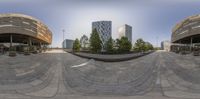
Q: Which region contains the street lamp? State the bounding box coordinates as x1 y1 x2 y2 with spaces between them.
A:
62 29 65 49
156 36 159 48
63 29 65 42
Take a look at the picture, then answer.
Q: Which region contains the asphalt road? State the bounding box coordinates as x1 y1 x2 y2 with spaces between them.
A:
0 50 199 99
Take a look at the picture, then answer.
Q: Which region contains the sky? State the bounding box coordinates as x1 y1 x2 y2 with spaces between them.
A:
0 0 200 47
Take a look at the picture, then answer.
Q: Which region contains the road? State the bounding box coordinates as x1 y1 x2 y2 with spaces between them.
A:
0 50 200 99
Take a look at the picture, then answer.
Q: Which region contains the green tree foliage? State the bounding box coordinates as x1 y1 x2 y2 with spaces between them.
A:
133 38 154 52
115 38 120 48
116 37 132 53
145 42 154 51
73 38 81 52
90 28 102 53
133 38 146 52
105 37 114 53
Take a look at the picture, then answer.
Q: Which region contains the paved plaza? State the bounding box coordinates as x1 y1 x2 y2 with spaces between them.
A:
0 49 200 99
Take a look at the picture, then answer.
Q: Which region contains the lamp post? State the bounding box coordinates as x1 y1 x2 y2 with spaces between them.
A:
156 36 159 48
62 29 65 49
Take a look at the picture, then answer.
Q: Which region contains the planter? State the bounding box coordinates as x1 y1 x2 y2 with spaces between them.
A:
24 51 30 55
32 51 38 54
39 49 42 53
9 51 16 57
193 51 200 56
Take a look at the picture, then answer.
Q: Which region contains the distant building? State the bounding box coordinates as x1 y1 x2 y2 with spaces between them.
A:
80 35 89 48
92 21 112 50
62 39 74 49
161 40 171 51
118 24 132 42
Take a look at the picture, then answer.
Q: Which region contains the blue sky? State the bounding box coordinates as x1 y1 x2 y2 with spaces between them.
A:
0 0 200 47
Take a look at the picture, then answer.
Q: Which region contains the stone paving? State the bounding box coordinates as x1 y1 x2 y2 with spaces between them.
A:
64 52 158 96
0 50 199 99
159 51 200 98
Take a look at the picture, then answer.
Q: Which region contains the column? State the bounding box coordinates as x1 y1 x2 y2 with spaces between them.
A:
39 42 42 48
29 37 32 46
190 37 193 52
10 34 13 48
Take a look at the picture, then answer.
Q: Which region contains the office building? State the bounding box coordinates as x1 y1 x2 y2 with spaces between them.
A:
92 21 112 50
161 40 171 52
62 39 74 49
0 13 52 52
118 24 132 42
171 14 200 52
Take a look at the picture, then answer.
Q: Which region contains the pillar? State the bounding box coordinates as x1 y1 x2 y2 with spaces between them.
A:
39 42 42 48
10 34 12 48
29 37 32 46
190 37 193 52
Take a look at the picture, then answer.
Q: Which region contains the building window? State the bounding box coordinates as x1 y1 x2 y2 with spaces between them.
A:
0 24 13 27
192 25 200 29
178 30 188 35
22 21 30 25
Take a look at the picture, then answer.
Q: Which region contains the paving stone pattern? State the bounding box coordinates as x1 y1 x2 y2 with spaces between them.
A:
0 50 199 99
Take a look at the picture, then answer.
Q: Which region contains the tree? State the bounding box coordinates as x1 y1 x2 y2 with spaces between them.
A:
80 35 89 49
73 38 81 52
115 37 132 53
119 37 132 53
133 38 146 52
133 38 154 52
145 42 154 51
105 37 114 53
90 28 102 53
115 38 120 48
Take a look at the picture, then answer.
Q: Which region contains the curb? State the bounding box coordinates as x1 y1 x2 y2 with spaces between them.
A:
69 51 154 62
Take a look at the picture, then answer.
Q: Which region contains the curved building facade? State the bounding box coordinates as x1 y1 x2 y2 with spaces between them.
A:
171 14 200 52
0 13 52 47
172 15 200 44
